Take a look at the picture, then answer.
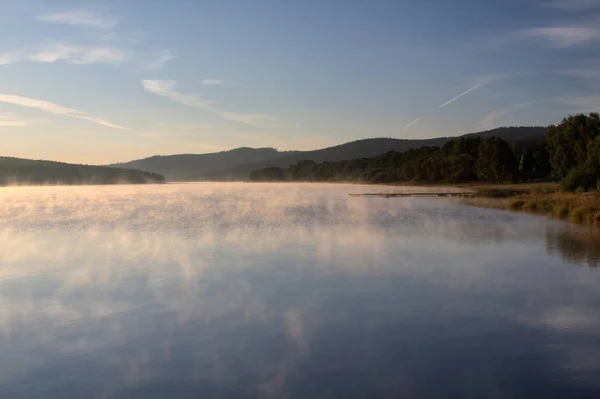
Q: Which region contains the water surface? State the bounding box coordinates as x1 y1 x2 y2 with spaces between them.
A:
1 183 600 398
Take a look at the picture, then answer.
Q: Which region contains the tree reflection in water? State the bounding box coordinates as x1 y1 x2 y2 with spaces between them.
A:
546 227 600 267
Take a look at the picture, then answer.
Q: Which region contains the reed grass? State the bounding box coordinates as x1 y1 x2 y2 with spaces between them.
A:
506 192 600 225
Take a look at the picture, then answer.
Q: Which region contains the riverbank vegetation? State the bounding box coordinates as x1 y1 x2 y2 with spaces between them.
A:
506 192 600 225
250 113 599 194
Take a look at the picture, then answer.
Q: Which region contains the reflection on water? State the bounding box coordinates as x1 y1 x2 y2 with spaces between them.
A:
1 183 600 398
546 227 600 267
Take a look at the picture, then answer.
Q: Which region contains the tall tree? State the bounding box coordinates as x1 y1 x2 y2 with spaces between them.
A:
547 113 600 179
477 137 518 183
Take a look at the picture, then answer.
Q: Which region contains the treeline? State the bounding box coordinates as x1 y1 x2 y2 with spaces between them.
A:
547 113 600 191
0 157 165 186
250 113 600 191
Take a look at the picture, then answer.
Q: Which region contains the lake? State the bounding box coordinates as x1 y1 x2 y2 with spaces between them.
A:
1 183 600 398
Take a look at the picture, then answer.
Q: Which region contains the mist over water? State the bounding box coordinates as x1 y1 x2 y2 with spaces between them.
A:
1 183 600 398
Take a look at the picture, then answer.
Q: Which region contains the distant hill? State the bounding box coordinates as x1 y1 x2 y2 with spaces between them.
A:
112 127 547 181
110 147 291 181
0 157 165 186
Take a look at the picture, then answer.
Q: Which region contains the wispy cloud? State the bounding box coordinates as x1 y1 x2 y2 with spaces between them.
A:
0 44 126 66
142 80 273 127
28 44 126 65
0 113 33 127
480 102 537 130
0 120 31 127
145 50 175 71
439 85 481 108
519 26 600 47
0 94 132 131
200 78 239 86
0 51 24 65
142 80 214 109
38 11 118 29
403 117 421 130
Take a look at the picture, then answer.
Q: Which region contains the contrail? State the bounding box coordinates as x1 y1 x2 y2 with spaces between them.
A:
439 84 481 108
403 117 421 130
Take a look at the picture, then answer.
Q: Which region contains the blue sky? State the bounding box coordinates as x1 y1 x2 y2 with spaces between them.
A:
0 0 599 163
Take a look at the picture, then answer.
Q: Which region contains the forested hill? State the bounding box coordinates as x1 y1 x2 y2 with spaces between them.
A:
249 135 550 184
248 113 600 191
111 127 547 181
0 157 165 186
204 127 547 181
110 147 289 181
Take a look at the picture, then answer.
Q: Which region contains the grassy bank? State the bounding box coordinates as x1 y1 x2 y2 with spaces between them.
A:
456 183 600 226
505 192 600 225
470 183 559 198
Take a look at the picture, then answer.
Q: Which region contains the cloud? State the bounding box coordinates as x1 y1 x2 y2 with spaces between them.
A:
200 79 240 86
519 26 600 47
439 85 481 108
0 51 24 65
38 11 118 29
403 117 421 130
0 113 32 127
73 47 126 65
0 93 132 131
142 80 274 127
28 44 126 65
142 80 214 109
0 121 30 127
480 102 537 130
0 44 126 66
144 50 175 71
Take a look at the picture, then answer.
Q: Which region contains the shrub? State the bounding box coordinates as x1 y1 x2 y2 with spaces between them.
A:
562 168 598 192
508 199 526 210
523 201 538 212
570 206 598 224
553 204 570 219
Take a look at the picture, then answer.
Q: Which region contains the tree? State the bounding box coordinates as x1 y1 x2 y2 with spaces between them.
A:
289 160 317 180
521 148 536 181
546 113 600 179
249 167 286 181
476 137 518 183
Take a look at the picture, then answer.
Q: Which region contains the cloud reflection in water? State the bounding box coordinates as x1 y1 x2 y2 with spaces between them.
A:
1 183 600 398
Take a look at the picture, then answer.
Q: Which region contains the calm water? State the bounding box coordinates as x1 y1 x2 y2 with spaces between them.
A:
1 183 600 398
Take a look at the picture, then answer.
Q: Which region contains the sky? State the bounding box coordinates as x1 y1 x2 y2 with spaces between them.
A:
0 0 599 164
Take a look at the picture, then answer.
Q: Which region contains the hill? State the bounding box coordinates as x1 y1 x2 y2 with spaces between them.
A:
110 147 290 181
250 133 551 184
112 127 547 181
0 157 165 186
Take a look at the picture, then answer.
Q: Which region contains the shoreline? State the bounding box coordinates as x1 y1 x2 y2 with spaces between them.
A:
340 180 598 227
450 183 599 226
